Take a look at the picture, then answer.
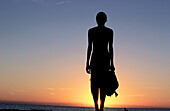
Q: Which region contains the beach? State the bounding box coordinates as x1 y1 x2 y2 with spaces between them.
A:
0 104 170 111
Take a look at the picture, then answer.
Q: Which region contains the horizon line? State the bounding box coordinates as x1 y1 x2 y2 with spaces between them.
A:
0 100 170 109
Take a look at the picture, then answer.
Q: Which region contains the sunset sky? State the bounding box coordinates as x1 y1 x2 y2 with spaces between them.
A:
0 0 170 108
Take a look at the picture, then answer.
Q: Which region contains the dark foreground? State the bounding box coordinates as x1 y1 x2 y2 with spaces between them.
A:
0 109 51 111
1 104 170 111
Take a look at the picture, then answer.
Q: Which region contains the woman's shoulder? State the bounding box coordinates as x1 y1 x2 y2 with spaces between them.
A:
88 26 98 31
88 27 98 36
105 27 113 32
88 26 113 35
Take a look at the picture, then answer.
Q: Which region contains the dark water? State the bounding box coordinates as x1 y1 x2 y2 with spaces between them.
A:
0 104 169 111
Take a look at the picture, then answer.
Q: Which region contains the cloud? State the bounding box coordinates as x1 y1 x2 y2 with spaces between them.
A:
31 0 71 7
47 87 55 91
57 1 65 5
55 1 71 6
46 87 56 95
13 0 71 7
31 0 71 6
49 92 56 95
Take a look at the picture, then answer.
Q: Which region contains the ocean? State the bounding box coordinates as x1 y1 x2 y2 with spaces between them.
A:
0 104 170 111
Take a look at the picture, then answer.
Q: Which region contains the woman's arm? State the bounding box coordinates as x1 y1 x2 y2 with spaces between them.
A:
109 30 115 71
86 29 92 73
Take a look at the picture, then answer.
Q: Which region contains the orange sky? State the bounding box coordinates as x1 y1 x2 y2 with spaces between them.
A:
0 0 170 108
1 62 170 108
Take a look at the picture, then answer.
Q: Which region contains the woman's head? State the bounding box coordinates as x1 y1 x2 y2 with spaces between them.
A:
96 12 107 26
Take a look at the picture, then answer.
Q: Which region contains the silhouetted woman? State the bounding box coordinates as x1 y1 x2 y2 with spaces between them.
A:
86 12 115 111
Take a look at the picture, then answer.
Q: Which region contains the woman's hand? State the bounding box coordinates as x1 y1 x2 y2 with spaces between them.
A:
110 65 115 72
86 65 91 74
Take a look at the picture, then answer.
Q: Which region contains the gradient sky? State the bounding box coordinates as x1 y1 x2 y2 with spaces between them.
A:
0 0 170 108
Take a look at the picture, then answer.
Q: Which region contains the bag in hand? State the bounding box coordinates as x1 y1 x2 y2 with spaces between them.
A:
104 70 119 97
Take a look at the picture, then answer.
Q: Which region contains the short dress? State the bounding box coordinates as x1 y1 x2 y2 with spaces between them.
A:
88 26 113 89
90 51 110 89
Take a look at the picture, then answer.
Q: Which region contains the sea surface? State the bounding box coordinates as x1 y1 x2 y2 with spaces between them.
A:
0 104 170 111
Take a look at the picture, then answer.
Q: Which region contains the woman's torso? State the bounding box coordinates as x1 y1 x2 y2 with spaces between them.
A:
89 26 112 70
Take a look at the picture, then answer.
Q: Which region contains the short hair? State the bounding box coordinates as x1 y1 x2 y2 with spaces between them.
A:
96 12 107 25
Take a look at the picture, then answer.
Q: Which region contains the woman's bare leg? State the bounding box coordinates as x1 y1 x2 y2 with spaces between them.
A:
92 87 99 111
100 88 106 111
